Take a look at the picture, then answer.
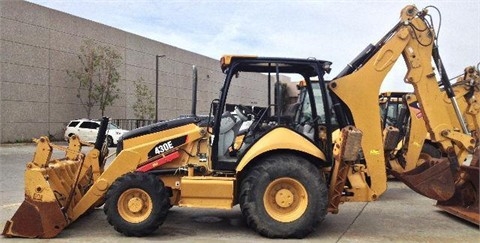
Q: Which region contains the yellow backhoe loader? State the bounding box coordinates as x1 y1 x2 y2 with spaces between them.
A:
3 5 479 239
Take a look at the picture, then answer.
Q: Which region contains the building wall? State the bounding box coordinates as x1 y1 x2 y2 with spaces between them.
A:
0 1 268 143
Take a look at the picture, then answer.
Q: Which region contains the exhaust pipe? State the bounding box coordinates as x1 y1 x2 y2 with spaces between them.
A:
94 117 109 151
191 65 198 117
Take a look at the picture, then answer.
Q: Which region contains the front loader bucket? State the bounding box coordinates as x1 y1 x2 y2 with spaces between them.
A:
3 118 109 238
2 161 72 238
1 140 85 238
390 158 455 201
2 197 67 238
2 141 103 238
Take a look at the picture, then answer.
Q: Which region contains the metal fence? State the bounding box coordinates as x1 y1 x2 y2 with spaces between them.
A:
111 119 157 131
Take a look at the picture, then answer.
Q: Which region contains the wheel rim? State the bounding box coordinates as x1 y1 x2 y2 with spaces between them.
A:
117 188 153 223
263 177 308 223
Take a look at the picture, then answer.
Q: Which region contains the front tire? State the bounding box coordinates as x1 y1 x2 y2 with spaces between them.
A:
104 172 170 236
239 154 328 238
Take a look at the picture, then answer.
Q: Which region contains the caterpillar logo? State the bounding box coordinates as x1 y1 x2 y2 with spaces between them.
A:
148 135 187 158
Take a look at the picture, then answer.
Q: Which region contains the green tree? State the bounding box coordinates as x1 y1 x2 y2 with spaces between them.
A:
68 39 122 118
133 77 155 120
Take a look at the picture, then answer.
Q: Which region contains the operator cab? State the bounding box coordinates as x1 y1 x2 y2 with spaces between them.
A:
294 80 339 142
378 92 408 129
211 55 333 171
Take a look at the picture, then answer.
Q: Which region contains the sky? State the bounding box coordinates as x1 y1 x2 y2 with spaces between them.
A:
27 0 480 92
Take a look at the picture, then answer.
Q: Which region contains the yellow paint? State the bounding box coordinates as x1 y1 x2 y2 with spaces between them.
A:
263 177 308 223
117 188 153 223
236 127 326 172
179 177 235 209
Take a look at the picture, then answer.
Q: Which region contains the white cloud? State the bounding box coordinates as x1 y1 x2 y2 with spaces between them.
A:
27 0 480 91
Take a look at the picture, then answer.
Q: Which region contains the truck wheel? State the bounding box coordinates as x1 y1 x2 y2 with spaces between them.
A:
239 154 328 238
104 172 169 236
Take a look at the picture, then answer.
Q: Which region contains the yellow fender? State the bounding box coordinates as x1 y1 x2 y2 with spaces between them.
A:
236 127 326 172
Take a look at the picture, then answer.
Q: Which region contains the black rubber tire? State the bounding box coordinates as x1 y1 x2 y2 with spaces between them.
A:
104 172 169 237
239 154 328 238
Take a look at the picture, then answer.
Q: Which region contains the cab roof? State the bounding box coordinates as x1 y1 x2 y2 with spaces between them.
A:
220 55 332 77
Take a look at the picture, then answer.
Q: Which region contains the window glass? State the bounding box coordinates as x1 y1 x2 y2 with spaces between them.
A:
298 84 328 124
80 121 100 129
384 102 405 126
68 121 80 127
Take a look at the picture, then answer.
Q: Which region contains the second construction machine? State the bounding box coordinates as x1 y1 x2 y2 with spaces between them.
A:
381 66 480 176
3 5 479 239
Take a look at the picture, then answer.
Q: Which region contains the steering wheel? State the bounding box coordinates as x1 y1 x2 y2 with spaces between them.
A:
235 105 254 121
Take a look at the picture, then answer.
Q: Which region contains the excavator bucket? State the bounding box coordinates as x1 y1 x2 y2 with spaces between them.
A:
436 164 479 225
391 158 456 201
2 118 109 238
392 156 480 225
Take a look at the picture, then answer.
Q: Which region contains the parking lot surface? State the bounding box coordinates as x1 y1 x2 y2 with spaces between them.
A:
1 143 478 242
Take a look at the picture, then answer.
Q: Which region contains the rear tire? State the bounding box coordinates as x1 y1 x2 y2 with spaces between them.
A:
104 172 169 236
239 154 328 238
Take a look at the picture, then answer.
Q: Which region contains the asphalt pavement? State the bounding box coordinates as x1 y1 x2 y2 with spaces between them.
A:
0 143 478 242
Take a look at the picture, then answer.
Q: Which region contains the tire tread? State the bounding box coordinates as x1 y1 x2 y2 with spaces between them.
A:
104 172 169 237
239 153 328 238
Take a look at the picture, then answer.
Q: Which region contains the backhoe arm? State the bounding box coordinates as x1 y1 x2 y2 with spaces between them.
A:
328 5 474 200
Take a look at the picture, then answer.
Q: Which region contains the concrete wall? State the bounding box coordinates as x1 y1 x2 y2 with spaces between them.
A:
0 1 269 143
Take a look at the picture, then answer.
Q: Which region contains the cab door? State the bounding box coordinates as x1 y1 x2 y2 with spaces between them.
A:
295 80 336 163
